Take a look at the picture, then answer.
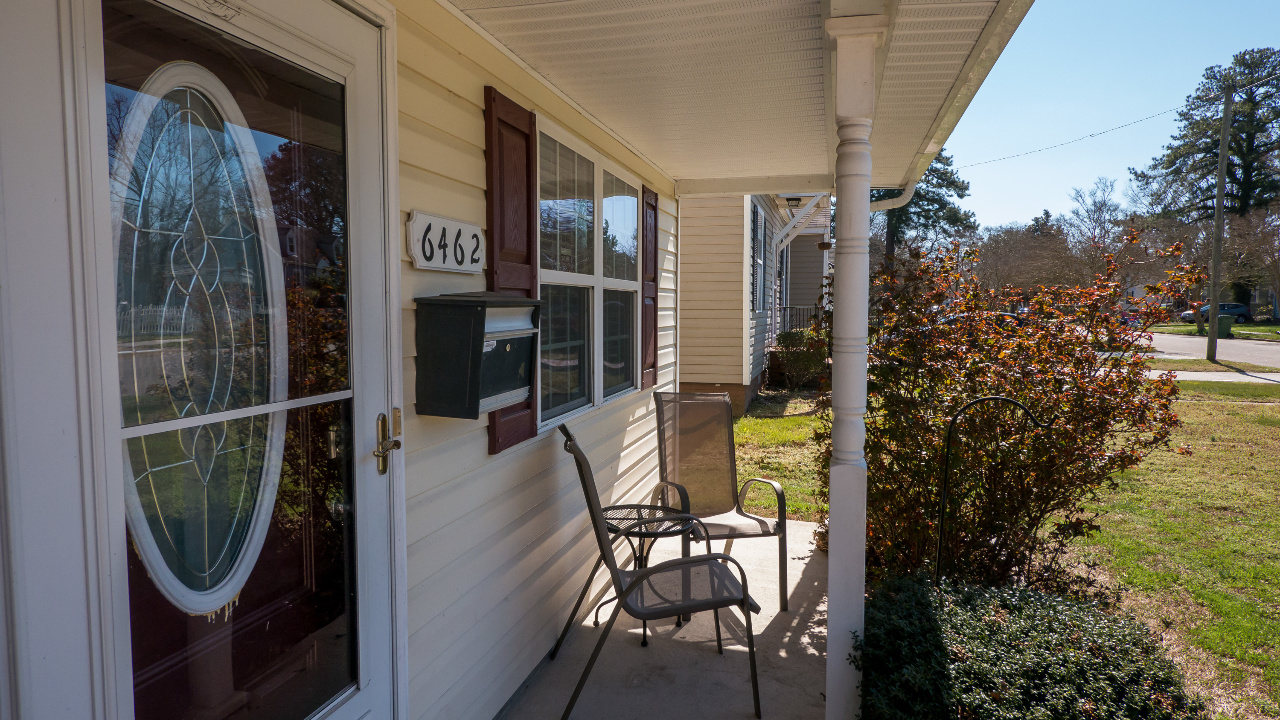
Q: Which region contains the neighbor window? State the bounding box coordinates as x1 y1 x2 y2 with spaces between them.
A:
537 128 643 422
751 202 767 312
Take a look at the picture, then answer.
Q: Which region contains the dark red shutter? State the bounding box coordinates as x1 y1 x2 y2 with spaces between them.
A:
641 186 659 389
484 87 538 453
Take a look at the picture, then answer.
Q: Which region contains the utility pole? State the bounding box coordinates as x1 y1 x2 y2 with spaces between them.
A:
1207 87 1233 361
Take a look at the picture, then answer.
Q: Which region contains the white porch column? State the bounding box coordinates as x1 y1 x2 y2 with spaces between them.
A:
824 16 885 720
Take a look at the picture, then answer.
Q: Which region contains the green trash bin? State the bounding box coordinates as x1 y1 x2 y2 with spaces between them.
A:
1216 315 1234 338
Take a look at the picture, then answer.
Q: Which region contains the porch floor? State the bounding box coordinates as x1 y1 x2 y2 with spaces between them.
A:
497 521 829 720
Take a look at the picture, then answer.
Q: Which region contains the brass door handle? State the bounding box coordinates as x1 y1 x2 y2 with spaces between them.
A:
374 413 400 475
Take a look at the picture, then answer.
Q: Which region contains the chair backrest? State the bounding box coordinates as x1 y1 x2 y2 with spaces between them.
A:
653 392 739 517
557 424 628 597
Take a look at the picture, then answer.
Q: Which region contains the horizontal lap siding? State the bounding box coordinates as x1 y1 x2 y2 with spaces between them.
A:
677 195 745 385
390 3 677 718
787 233 826 309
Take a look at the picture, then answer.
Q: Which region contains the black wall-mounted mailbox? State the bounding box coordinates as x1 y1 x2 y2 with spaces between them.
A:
413 292 542 419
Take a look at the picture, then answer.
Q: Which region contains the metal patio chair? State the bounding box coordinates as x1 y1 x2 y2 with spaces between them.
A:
554 424 762 720
654 391 789 611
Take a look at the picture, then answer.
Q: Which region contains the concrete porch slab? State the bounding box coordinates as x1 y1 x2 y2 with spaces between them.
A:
497 521 829 720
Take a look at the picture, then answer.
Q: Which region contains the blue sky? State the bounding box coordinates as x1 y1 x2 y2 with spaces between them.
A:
942 0 1280 228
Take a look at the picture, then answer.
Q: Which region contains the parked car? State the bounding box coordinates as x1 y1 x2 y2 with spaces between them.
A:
1180 303 1253 323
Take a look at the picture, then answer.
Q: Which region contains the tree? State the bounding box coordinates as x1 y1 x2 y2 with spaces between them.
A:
1131 48 1280 222
1233 206 1280 312
976 210 1077 291
1066 178 1125 255
873 150 978 270
831 237 1201 584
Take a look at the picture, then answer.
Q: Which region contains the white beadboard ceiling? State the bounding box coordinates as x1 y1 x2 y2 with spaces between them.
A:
446 0 1029 191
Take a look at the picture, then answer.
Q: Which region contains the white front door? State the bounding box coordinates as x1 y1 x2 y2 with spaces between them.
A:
93 0 396 717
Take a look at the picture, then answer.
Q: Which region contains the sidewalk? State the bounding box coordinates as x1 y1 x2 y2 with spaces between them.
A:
1147 370 1280 384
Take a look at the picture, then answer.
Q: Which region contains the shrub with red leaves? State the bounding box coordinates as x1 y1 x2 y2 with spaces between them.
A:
818 234 1202 585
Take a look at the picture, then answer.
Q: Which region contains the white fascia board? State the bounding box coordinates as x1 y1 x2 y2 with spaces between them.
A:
875 0 1035 194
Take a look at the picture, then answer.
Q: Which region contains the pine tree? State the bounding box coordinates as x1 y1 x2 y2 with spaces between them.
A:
1131 48 1280 221
872 150 978 269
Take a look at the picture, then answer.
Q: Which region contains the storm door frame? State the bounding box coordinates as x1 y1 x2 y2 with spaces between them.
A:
55 0 408 717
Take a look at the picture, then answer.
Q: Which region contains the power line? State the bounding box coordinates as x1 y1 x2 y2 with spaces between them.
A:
955 107 1182 169
955 70 1280 171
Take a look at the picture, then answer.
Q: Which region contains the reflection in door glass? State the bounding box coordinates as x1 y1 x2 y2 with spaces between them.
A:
105 1 357 717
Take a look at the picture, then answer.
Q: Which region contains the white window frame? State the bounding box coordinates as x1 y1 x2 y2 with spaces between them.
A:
536 118 644 428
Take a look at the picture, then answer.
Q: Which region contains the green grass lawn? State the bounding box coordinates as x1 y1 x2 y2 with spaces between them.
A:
1179 380 1280 403
737 383 1280 716
1081 383 1280 717
1147 359 1280 373
1152 323 1280 343
733 389 827 522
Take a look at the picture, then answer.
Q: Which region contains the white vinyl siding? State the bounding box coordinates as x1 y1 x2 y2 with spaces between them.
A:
675 194 747 385
787 233 826 309
393 4 677 719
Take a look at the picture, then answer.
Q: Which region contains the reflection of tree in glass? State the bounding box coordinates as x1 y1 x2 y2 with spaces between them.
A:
539 198 594 273
262 140 350 399
262 139 352 567
603 218 637 280
107 88 274 422
263 141 348 240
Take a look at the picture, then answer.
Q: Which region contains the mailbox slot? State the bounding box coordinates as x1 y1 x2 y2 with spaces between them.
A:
413 292 542 419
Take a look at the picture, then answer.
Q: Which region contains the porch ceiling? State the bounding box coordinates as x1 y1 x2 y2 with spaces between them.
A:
445 0 1031 192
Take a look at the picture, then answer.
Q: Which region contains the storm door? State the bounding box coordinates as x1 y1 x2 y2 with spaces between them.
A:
101 1 394 718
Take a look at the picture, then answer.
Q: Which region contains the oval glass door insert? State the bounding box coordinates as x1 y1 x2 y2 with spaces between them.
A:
112 60 287 616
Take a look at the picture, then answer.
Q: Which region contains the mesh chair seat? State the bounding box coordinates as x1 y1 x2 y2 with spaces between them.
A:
700 509 774 539
620 557 761 622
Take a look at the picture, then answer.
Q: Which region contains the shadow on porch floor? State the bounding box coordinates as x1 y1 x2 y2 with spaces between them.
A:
497 521 829 720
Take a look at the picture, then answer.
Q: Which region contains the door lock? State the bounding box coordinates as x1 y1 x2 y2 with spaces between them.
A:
373 412 401 475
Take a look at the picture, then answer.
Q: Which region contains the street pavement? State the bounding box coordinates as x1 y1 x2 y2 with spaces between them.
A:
1150 332 1279 367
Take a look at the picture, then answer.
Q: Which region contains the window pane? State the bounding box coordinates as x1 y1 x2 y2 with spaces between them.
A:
602 172 638 281
539 134 594 274
540 284 591 420
603 290 635 397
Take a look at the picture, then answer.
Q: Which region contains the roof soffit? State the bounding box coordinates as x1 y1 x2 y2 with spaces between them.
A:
442 0 1031 192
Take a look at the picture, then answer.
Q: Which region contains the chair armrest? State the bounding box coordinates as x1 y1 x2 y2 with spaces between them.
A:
738 477 786 532
652 481 690 513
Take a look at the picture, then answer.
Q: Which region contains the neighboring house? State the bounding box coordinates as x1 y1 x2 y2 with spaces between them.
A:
680 194 832 414
0 2 1030 720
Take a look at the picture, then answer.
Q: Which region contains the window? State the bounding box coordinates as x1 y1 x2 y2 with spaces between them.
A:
778 246 788 307
540 284 592 418
750 202 767 312
603 290 634 396
603 172 638 280
540 133 594 274
538 128 642 422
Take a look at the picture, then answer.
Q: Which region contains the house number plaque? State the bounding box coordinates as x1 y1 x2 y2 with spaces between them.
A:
406 210 486 274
